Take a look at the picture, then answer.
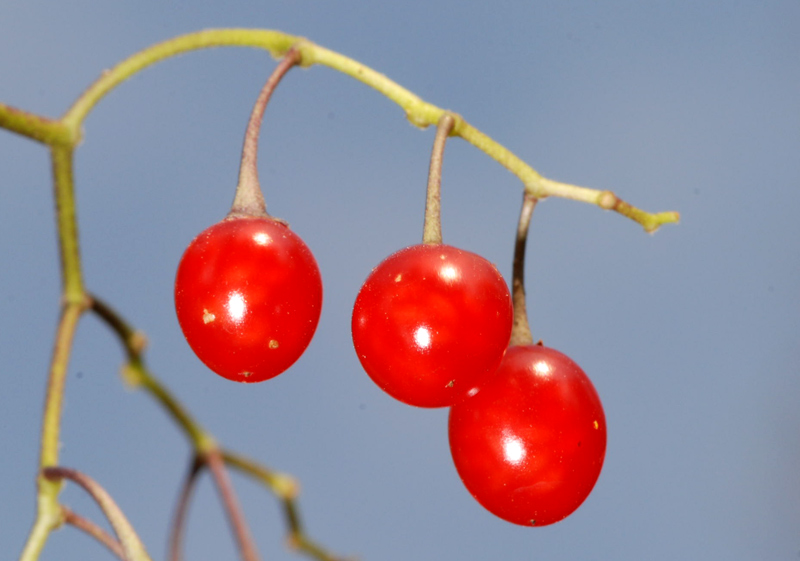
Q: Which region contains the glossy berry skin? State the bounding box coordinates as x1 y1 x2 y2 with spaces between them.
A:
449 345 606 526
351 243 513 408
174 217 322 383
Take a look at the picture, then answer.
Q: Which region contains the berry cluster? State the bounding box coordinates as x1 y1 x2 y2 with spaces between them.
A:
350 236 606 526
173 57 606 527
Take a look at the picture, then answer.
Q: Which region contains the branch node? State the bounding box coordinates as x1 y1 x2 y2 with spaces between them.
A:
274 473 301 499
598 190 616 209
285 532 301 551
130 330 148 354
120 363 143 389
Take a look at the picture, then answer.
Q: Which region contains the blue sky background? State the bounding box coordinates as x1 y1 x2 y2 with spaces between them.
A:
1 2 798 560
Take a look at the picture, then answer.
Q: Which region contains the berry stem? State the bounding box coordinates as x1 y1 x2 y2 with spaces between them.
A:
509 193 538 347
422 113 456 245
230 47 302 219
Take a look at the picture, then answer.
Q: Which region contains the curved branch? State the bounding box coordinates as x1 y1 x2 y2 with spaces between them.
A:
62 29 300 130
42 467 151 561
61 506 126 560
48 28 676 231
205 449 261 561
168 457 204 561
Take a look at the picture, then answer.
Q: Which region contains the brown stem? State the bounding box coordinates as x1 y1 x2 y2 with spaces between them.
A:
42 466 152 561
168 456 204 561
61 506 126 560
422 113 456 244
230 46 303 219
204 448 261 561
89 294 147 361
509 193 538 347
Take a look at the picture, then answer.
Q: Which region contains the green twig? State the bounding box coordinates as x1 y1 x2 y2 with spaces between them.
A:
90 295 213 451
0 103 74 145
90 296 349 561
50 145 85 302
19 28 677 232
20 299 88 561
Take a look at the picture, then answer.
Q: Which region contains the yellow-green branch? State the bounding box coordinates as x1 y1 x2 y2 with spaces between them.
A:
0 104 73 146
0 28 678 231
19 299 89 561
50 145 85 301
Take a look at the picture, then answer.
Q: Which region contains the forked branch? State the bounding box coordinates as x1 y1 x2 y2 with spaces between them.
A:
41 467 151 561
91 295 349 561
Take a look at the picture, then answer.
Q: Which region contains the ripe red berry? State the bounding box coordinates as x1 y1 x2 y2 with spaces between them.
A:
351 243 513 408
448 345 606 526
174 216 322 383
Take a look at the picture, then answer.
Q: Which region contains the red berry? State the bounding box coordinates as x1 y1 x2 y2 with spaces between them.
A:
448 345 606 526
351 244 513 408
174 216 322 383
